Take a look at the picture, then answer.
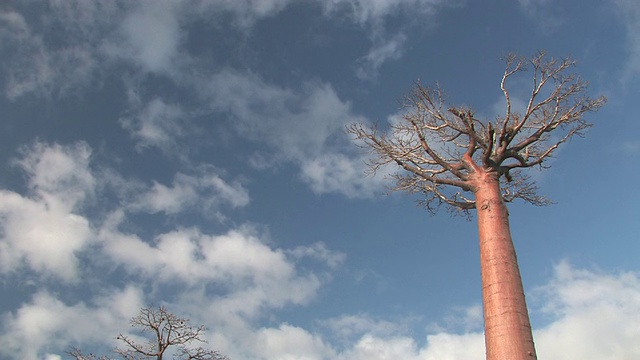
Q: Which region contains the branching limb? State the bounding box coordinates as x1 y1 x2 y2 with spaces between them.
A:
66 347 111 360
348 52 604 212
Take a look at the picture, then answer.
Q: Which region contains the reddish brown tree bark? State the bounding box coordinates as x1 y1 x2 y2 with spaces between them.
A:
348 52 605 360
472 169 536 359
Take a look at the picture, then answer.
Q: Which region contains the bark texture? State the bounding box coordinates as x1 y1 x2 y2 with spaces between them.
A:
473 170 536 360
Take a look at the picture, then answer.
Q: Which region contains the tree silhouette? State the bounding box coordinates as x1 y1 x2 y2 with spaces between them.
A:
68 306 229 360
348 51 605 360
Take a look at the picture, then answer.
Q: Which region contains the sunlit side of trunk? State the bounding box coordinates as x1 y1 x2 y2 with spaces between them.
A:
472 169 537 360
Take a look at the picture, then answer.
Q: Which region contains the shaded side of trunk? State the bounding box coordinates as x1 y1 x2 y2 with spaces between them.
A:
472 170 537 360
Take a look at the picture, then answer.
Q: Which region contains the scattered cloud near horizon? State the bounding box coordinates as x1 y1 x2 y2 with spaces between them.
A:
1 260 639 359
2 141 638 359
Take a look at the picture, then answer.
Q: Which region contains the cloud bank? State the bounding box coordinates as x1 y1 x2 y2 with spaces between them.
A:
1 143 639 359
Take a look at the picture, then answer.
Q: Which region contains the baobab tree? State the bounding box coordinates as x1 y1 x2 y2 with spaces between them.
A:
68 305 229 360
348 52 605 360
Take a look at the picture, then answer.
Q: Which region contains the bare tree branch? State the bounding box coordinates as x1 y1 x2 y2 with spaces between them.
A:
347 52 605 213
68 306 229 360
66 347 111 360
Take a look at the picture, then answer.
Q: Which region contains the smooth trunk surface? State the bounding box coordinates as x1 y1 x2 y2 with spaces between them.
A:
473 170 537 360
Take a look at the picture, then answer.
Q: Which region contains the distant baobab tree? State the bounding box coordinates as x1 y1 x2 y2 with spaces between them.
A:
348 51 606 360
68 305 229 360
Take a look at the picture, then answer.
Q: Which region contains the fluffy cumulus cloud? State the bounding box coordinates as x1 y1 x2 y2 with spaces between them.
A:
0 140 346 359
4 261 636 360
99 224 334 316
323 263 640 360
0 286 143 360
3 3 638 360
0 142 94 282
533 261 640 359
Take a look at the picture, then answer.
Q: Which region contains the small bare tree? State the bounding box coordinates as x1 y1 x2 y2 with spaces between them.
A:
68 305 229 360
348 51 605 360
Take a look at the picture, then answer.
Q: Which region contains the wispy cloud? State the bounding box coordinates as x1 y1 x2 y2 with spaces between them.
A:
0 2 116 100
203 69 386 198
517 0 564 33
613 0 640 80
127 172 250 215
0 1 445 198
323 0 454 79
356 33 407 80
120 96 187 152
321 0 450 27
0 0 456 99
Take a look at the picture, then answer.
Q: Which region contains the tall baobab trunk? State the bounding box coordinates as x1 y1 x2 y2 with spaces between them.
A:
472 169 537 360
348 52 605 360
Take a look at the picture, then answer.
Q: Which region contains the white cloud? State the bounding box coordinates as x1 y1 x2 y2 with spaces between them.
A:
207 71 353 160
332 262 640 360
0 191 92 282
300 152 388 198
356 33 407 80
614 0 640 80
2 253 640 360
0 142 95 281
321 0 453 79
287 241 347 269
120 96 186 152
340 334 423 360
128 171 249 215
15 142 95 208
322 314 413 342
0 10 53 99
205 69 386 197
0 286 143 360
200 0 293 28
517 0 564 33
1 0 456 100
252 324 336 360
100 223 332 318
321 0 449 27
0 5 104 100
108 1 182 73
533 261 640 359
203 174 251 208
1 1 434 198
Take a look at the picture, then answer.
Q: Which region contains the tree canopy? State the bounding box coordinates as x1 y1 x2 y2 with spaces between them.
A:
348 51 606 215
68 306 229 360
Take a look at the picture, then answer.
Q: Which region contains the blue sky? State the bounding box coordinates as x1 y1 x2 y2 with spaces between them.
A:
1 1 639 359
